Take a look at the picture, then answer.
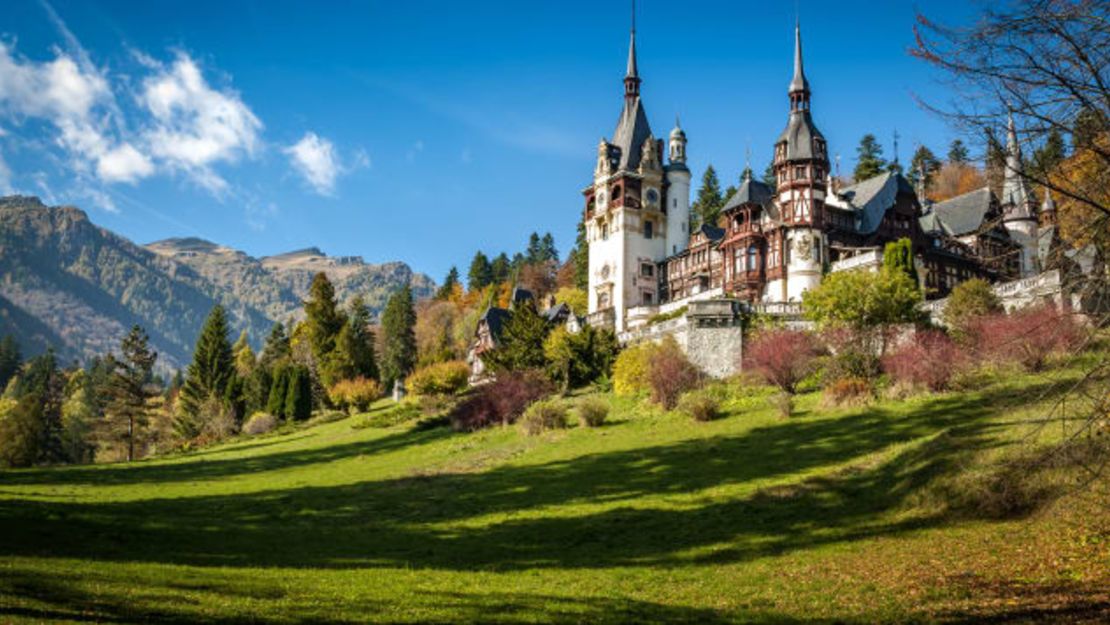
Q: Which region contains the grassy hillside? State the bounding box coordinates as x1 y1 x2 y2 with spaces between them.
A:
0 356 1107 623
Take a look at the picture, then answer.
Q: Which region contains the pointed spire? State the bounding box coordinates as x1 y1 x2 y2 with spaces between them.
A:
1041 188 1056 213
626 29 638 79
789 20 809 94
623 1 641 101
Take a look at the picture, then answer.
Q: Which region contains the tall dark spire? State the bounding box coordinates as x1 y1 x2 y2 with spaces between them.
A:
624 2 640 101
788 21 810 111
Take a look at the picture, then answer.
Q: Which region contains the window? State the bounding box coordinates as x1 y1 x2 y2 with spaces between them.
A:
641 263 654 277
747 246 758 272
644 220 654 239
642 291 654 305
601 223 609 240
795 166 806 180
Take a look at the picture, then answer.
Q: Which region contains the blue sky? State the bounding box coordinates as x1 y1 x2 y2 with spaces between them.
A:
0 0 981 281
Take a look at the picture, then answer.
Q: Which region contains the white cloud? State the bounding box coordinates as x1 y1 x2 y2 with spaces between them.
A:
97 142 154 183
284 132 340 195
139 52 262 194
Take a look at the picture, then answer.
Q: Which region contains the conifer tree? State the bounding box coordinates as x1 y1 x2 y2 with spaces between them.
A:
330 295 378 382
539 232 559 263
3 350 65 466
882 238 919 284
232 330 255 377
571 221 589 290
692 165 723 228
525 232 543 264
105 325 157 462
266 365 290 417
0 335 21 391
467 251 493 290
258 322 291 370
482 300 549 373
947 139 969 164
908 145 941 190
178 305 236 419
304 272 343 366
853 134 887 180
284 365 312 421
490 253 512 284
435 266 460 300
380 285 417 389
1032 129 1067 178
762 162 778 189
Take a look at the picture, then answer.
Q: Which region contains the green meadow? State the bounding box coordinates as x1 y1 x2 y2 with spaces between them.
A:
0 355 1106 623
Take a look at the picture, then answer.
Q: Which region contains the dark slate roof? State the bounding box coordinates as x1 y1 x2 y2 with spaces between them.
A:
722 176 774 211
543 302 570 324
776 110 824 160
698 224 725 242
828 171 913 235
611 97 653 171
480 307 512 343
511 287 535 308
927 187 995 236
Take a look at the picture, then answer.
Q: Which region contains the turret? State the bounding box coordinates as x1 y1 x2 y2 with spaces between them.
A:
1000 113 1040 276
665 117 691 256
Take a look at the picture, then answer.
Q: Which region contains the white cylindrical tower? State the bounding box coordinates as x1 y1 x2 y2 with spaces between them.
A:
665 120 691 257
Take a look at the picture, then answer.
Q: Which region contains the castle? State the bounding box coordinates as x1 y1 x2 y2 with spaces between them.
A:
583 21 1062 335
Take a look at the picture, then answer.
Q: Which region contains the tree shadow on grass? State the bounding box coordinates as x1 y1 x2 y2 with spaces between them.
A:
0 381 1049 575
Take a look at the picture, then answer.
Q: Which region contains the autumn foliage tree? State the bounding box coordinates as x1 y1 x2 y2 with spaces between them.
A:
743 329 820 395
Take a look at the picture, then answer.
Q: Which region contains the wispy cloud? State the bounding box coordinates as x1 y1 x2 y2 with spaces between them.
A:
284 132 340 195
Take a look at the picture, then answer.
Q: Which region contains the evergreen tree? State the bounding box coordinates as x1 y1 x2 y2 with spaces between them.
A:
330 295 378 382
0 335 21 390
692 165 723 228
985 128 1007 194
266 365 290 417
304 272 343 367
947 139 969 164
908 145 942 191
258 322 291 370
1072 106 1106 150
1032 129 1067 178
882 238 919 284
380 285 417 389
284 365 312 421
762 162 778 189
232 330 255 377
435 266 460 300
178 305 236 419
490 253 512 284
539 232 559 263
510 252 526 273
105 325 157 462
571 221 589 291
482 300 549 373
467 251 493 290
853 134 887 180
5 350 65 465
525 232 543 264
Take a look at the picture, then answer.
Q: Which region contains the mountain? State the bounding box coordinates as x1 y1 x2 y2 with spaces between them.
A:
0 196 435 371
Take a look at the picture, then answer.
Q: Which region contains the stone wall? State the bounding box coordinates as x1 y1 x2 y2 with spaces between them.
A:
618 299 744 378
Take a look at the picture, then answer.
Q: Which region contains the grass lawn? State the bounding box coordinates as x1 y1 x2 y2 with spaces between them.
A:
0 356 1107 623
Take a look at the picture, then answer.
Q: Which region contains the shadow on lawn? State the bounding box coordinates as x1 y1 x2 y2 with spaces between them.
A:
0 380 1054 576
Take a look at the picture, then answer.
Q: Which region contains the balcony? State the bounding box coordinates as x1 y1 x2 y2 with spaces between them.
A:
586 308 616 330
830 249 883 273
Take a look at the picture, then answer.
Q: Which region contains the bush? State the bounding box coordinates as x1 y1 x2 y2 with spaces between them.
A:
406 361 469 396
327 377 384 413
242 412 278 435
943 278 1002 339
448 369 553 432
743 329 820 394
678 390 720 422
882 330 964 391
821 377 874 408
612 342 656 396
575 397 609 427
967 305 1084 371
519 399 568 436
647 338 702 409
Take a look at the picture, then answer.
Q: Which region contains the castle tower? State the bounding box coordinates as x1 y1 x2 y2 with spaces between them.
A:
583 16 669 332
665 117 691 256
768 22 830 302
1000 113 1040 276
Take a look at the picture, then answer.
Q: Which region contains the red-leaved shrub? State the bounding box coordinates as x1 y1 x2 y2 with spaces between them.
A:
448 370 553 431
967 305 1084 371
882 330 964 391
743 329 820 393
647 339 702 409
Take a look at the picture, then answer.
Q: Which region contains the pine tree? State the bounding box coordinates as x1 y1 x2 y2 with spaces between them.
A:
539 232 559 263
467 251 493 290
525 232 543 264
853 134 887 181
284 365 312 421
490 253 512 284
435 266 460 300
258 322 291 370
330 295 378 382
571 221 589 290
380 285 416 389
481 300 549 373
908 145 941 191
266 365 290 417
4 350 65 465
304 272 343 367
692 165 723 228
947 139 969 164
762 162 778 189
0 335 21 391
1032 129 1067 178
178 305 236 419
105 325 157 462
1072 107 1106 150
